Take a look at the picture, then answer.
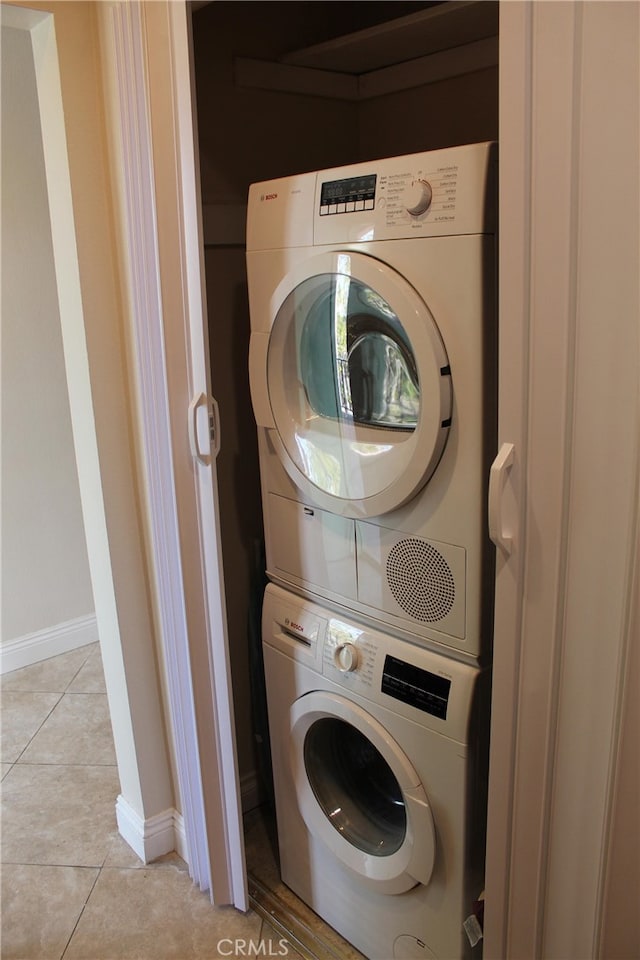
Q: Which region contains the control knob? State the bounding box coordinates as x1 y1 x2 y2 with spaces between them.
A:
334 642 359 673
404 179 433 217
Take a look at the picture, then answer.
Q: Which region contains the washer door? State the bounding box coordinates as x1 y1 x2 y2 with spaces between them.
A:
290 690 436 894
258 250 451 519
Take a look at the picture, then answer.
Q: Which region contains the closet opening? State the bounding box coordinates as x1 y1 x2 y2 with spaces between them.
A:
191 1 498 949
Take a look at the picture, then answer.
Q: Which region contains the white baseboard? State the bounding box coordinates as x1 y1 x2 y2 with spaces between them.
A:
0 615 99 675
116 794 188 864
116 777 259 869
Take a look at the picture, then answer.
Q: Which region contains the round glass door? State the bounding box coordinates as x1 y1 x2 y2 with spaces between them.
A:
289 690 436 892
267 251 451 518
304 717 406 857
295 276 420 432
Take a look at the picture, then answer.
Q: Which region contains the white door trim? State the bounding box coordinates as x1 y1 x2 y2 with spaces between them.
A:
483 4 532 953
97 0 211 890
97 0 248 908
486 3 640 957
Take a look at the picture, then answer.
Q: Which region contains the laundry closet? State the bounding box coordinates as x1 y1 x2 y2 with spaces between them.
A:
191 0 498 809
94 2 639 955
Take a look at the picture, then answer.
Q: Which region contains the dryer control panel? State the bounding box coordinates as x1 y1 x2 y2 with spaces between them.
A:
314 141 496 245
247 142 496 252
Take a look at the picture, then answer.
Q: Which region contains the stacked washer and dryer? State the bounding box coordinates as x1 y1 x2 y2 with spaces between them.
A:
246 142 497 960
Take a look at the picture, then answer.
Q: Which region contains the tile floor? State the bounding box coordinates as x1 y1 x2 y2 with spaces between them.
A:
0 644 309 960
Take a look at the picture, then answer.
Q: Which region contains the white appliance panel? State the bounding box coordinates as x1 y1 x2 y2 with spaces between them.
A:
262 584 488 960
267 492 357 601
247 144 496 661
356 521 467 640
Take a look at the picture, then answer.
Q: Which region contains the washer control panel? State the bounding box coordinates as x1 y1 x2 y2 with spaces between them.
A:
263 584 480 741
323 620 451 720
323 619 377 691
381 654 451 720
319 612 479 739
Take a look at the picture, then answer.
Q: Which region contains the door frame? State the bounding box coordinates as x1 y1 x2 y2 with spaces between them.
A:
97 0 247 908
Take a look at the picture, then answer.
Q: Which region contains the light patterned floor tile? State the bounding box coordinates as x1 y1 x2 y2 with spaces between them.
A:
1 763 120 867
0 691 60 762
0 650 353 960
0 645 95 693
102 830 187 870
19 693 116 765
64 865 263 959
1 863 98 960
66 646 107 694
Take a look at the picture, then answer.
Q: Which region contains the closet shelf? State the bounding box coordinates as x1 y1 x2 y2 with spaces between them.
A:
234 0 498 102
281 0 498 74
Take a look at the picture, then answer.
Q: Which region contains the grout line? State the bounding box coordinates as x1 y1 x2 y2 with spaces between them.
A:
1 761 15 781
0 643 98 693
59 864 102 960
2 647 118 960
64 650 97 694
11 692 65 764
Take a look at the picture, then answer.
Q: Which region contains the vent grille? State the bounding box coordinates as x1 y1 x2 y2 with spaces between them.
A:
386 538 456 622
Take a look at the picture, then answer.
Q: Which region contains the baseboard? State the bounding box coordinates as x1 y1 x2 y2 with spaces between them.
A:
0 615 99 675
116 794 188 864
241 769 263 813
116 776 259 868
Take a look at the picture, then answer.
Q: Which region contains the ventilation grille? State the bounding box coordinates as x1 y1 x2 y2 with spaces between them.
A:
386 538 456 622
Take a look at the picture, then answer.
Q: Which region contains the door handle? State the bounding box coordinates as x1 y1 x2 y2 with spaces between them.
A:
209 395 221 459
188 392 220 465
488 442 515 554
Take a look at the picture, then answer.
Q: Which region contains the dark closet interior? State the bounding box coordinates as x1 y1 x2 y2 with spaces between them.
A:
190 0 498 944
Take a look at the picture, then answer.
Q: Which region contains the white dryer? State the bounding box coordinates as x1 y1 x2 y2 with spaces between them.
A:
247 143 497 662
262 583 489 960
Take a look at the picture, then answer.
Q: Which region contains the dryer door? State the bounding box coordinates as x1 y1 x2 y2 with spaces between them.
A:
289 690 436 894
255 250 451 519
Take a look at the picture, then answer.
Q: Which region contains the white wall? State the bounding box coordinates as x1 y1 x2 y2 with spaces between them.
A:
1 19 95 667
2 0 177 863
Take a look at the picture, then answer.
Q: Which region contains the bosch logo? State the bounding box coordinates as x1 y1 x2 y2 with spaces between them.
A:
285 617 304 633
261 192 278 201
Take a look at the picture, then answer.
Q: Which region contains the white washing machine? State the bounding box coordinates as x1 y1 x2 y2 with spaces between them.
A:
262 583 489 960
247 143 497 662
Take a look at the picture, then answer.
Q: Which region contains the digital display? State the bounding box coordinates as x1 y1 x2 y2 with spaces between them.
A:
381 655 451 719
320 174 377 212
